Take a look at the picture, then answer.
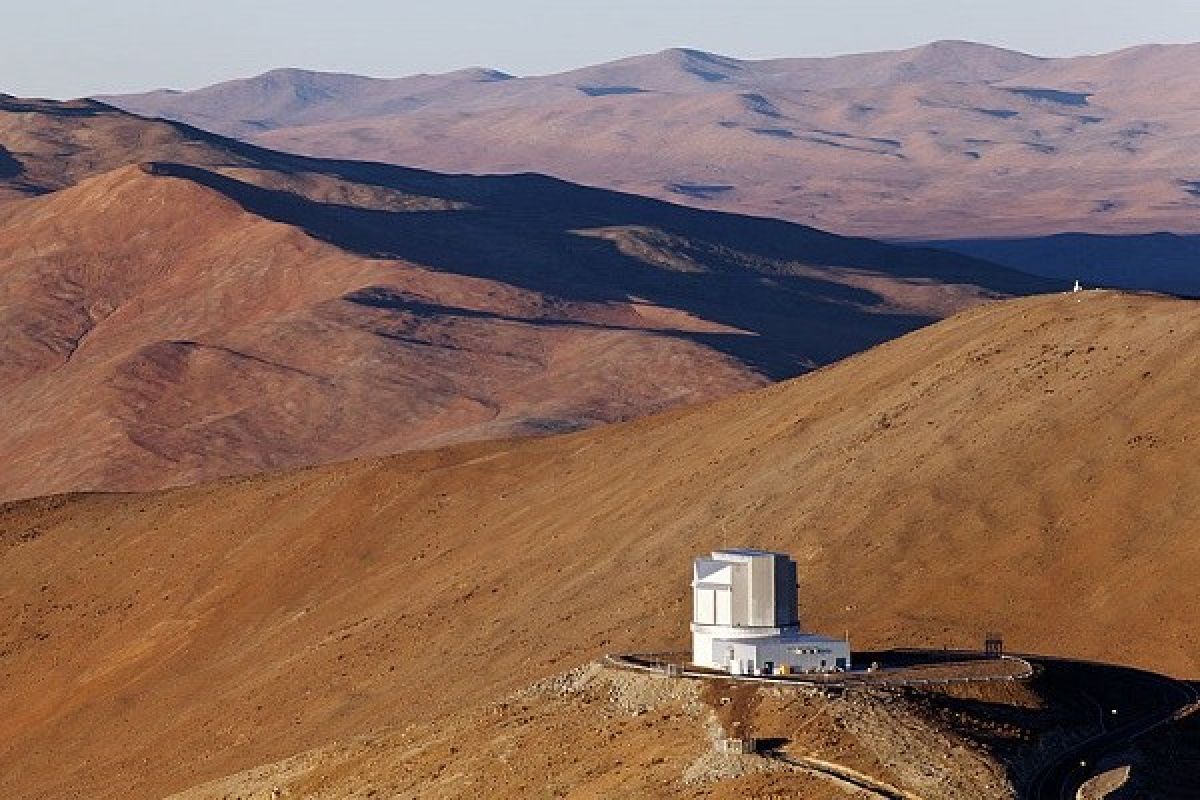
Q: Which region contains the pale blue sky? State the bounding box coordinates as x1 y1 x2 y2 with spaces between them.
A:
6 0 1200 99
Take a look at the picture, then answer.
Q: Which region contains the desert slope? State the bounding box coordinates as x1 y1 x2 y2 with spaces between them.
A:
1 290 1196 798
99 42 1200 292
0 163 758 500
0 95 1046 500
171 663 1019 800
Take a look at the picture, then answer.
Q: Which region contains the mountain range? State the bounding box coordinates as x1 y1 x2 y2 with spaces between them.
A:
5 38 1200 798
100 40 1200 294
0 94 1044 501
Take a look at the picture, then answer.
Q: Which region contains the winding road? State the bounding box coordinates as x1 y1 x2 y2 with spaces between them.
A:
608 650 1198 798
1026 660 1199 800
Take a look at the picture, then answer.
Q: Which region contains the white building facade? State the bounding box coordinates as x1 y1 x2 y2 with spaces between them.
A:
691 549 850 676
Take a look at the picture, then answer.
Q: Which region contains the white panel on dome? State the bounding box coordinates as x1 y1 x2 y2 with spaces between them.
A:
715 588 732 625
695 588 716 624
694 559 736 588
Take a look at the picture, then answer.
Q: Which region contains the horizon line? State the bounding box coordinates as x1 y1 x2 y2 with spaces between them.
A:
59 37 1197 100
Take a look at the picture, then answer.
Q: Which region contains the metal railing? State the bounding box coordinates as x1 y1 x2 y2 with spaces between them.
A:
604 650 1035 689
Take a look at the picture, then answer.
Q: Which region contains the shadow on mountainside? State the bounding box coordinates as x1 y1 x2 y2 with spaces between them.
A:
862 651 1200 798
143 160 1052 378
0 146 20 180
914 233 1200 298
107 114 1046 295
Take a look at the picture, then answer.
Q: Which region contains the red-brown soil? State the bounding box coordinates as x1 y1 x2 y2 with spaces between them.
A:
0 291 1195 798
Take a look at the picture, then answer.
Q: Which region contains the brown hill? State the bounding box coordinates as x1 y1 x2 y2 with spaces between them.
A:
171 663 1021 799
1 290 1196 798
0 163 757 500
99 42 1200 293
0 95 256 201
0 96 1044 501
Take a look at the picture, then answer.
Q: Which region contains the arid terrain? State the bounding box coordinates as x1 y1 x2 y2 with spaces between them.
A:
101 41 1200 293
2 290 1197 798
0 94 1043 501
167 658 1200 799
166 663 1029 799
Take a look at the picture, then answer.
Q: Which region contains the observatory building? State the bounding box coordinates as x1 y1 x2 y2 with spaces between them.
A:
691 549 850 676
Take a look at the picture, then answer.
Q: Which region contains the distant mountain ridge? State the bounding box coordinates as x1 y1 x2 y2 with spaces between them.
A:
98 40 1200 294
105 67 517 138
100 41 1046 136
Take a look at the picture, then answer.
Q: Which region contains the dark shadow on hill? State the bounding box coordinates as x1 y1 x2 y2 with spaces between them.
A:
578 86 649 97
0 146 20 180
0 97 1053 380
751 127 797 139
129 125 1048 293
1004 88 1092 107
143 161 1055 379
973 107 1021 119
0 96 112 117
912 233 1200 297
1118 681 1200 798
90 103 1049 296
885 651 1199 799
667 182 734 199
739 93 782 118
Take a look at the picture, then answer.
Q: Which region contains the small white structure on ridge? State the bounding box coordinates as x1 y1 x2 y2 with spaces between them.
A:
1073 279 1083 293
691 549 850 676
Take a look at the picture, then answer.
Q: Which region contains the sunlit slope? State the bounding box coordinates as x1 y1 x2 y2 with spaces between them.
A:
1 290 1196 798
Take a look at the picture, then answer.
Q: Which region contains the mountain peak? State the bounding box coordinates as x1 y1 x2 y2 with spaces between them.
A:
914 39 1036 56
643 47 747 82
882 39 1046 81
444 66 515 82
